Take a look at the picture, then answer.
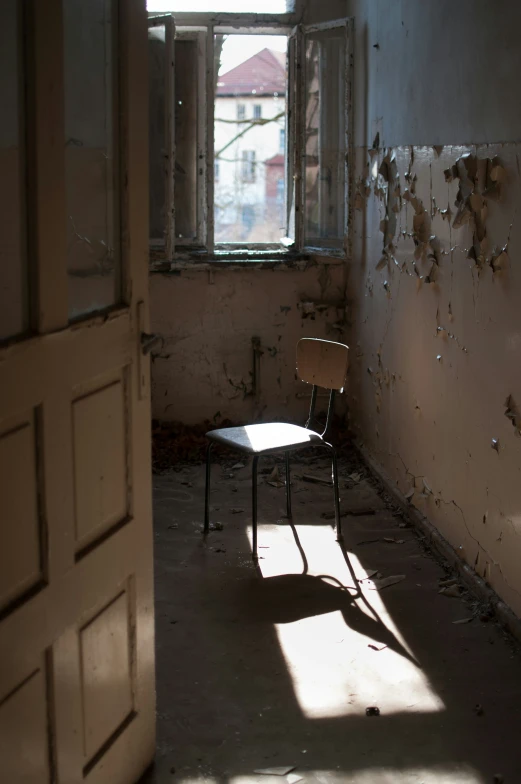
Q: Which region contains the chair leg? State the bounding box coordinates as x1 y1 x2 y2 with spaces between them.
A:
204 442 213 534
285 451 292 519
331 447 342 541
252 455 259 561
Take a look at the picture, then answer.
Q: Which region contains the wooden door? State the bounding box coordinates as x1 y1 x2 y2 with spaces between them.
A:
0 2 155 782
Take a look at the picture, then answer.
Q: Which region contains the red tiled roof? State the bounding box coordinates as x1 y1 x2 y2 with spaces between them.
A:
217 48 286 97
265 153 284 166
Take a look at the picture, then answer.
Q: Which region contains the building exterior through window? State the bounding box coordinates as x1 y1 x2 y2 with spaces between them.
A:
214 41 287 243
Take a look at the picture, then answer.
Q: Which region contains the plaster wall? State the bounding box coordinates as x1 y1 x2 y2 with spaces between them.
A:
150 262 346 425
346 0 521 616
149 0 351 427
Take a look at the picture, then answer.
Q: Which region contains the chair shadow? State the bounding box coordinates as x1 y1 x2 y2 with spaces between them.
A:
244 570 417 665
251 508 417 663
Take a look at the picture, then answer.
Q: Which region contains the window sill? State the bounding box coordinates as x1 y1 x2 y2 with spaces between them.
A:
149 248 346 273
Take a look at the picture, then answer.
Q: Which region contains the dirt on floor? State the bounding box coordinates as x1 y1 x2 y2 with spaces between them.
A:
141 446 521 784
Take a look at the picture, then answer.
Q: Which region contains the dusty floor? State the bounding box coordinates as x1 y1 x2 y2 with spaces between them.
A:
142 449 521 784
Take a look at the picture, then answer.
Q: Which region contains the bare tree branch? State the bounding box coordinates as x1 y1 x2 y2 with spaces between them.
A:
215 112 285 158
215 114 285 125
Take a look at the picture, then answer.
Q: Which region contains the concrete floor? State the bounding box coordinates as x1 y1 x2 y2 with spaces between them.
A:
142 450 521 784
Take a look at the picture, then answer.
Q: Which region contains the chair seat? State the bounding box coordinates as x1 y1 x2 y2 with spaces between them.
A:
207 422 323 454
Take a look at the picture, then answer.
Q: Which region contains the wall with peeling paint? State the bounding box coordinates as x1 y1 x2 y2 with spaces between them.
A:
150 262 347 424
347 0 521 617
148 0 353 427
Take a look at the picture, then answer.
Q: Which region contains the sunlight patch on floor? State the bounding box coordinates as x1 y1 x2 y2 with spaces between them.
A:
228 767 486 784
252 523 445 719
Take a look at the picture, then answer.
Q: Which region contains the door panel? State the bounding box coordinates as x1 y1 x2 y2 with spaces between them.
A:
80 590 134 763
73 376 128 551
0 668 50 783
0 413 42 612
0 2 155 783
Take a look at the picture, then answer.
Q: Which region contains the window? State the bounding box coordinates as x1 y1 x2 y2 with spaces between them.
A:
148 1 289 11
303 25 348 248
147 15 351 257
241 151 256 183
242 205 255 231
215 33 287 243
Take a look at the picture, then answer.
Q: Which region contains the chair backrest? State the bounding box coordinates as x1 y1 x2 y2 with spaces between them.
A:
296 338 349 391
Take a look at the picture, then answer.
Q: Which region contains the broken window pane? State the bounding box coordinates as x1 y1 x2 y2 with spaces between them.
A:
304 27 346 248
64 0 120 320
0 1 28 342
214 34 287 244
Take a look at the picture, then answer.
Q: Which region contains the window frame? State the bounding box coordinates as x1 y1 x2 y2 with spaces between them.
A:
174 28 208 250
147 11 353 261
297 18 353 256
148 14 175 260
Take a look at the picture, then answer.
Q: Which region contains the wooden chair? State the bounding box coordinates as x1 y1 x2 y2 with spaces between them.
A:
204 338 349 560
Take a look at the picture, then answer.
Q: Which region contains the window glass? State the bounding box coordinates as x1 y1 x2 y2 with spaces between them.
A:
0 1 28 341
148 0 289 11
149 24 167 244
64 0 120 319
149 27 201 249
214 34 287 243
304 27 346 248
241 151 256 182
174 39 199 241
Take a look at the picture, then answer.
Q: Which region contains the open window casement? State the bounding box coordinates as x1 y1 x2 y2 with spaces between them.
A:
284 25 298 247
148 15 352 260
149 17 210 256
297 19 353 255
148 15 175 260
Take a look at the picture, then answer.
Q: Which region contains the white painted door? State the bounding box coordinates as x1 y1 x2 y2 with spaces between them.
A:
0 2 155 782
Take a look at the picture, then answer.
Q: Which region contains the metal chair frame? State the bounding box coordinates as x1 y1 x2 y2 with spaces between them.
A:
204 384 342 561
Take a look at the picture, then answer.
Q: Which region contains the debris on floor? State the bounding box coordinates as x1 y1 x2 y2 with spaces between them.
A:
298 473 332 486
321 508 376 519
267 465 285 488
147 443 521 784
253 766 296 776
439 584 463 598
366 574 406 590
